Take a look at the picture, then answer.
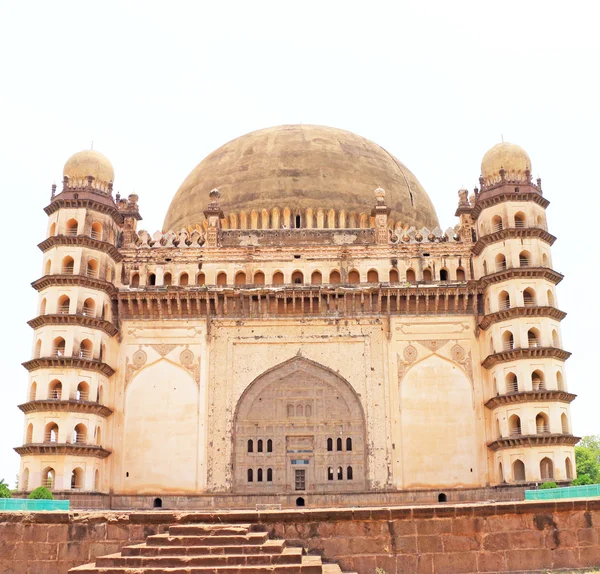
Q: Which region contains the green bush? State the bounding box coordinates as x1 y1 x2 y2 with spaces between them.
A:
540 481 558 489
0 483 12 498
28 487 53 500
572 474 593 486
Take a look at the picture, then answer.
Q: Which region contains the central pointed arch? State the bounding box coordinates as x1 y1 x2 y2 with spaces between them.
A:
233 356 367 493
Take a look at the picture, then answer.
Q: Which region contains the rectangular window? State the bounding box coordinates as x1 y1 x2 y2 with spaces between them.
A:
291 459 309 465
295 469 306 491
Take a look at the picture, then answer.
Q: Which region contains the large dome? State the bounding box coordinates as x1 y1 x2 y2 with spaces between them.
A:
163 124 439 231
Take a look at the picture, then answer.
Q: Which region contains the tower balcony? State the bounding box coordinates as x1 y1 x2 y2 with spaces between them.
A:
17 399 112 417
482 347 571 369
27 313 118 337
479 266 563 288
479 305 567 330
38 234 122 261
472 226 556 255
485 390 577 410
32 274 117 296
22 356 115 377
487 433 580 452
14 443 110 459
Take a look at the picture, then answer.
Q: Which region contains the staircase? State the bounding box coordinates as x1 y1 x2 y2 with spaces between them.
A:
70 523 355 573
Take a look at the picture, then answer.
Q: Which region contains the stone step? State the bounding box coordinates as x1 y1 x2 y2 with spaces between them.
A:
146 532 270 547
168 524 254 536
96 547 303 568
122 539 287 557
70 554 323 572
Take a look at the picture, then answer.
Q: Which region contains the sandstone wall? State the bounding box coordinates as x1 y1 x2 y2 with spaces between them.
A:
1 499 600 574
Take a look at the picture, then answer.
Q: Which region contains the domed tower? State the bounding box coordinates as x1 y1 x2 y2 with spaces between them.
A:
15 150 140 495
469 143 577 487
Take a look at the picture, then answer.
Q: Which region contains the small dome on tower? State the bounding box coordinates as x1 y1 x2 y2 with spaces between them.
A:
63 150 114 191
481 142 531 186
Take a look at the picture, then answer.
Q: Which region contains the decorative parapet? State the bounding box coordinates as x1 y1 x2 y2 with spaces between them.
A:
479 306 567 330
487 433 580 452
38 235 123 262
27 314 119 337
481 347 571 369
472 227 556 255
31 275 118 297
18 400 113 417
471 191 549 219
479 267 563 288
22 357 115 377
484 390 577 410
14 443 111 458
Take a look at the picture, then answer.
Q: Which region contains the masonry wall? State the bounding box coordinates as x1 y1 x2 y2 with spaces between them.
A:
1 499 600 574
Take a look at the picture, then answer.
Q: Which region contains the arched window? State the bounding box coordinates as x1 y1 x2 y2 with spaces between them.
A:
406 268 416 283
65 218 79 236
305 404 312 416
501 330 514 351
257 468 263 482
216 272 227 285
153 498 162 508
347 466 353 480
483 260 488 276
44 422 59 443
247 439 253 453
196 273 206 286
130 273 140 287
44 259 52 275
71 467 84 490
542 253 550 267
561 413 569 434
336 437 342 451
498 291 510 310
91 222 103 240
348 269 360 284
253 271 265 285
26 423 33 443
97 385 103 404
179 273 189 286
29 382 37 401
513 459 526 482
62 256 75 274
496 419 502 438
536 412 550 434
267 468 273 482
552 329 560 348
514 212 526 228
508 414 521 437
257 439 263 453
495 253 507 272
565 457 573 480
547 289 555 307
82 298 96 317
498 462 504 483
506 373 518 393
523 288 536 307
49 222 57 237
337 467 343 480
536 215 545 229
328 467 333 481
148 273 156 286
296 404 303 416
73 423 87 444
556 371 565 391
287 404 294 417
235 271 246 285
48 379 62 400
52 337 66 357
527 328 540 349
438 493 447 503
42 467 55 489
423 268 432 282
540 457 554 480
311 271 322 285
247 469 253 482
346 437 352 451
367 269 379 283
95 426 102 446
389 269 399 283
34 339 42 359
79 339 93 359
291 271 304 284
94 469 100 491
440 269 449 281
519 251 531 267
327 438 333 452
273 271 284 285
86 259 99 279
163 272 172 286
267 439 273 453
531 371 545 391
39 298 47 315
456 267 466 281
329 270 341 284
76 381 89 401
57 295 70 314
22 468 29 491
492 377 498 396
492 215 503 232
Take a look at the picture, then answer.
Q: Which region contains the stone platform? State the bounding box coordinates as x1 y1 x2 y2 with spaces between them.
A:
1 499 600 573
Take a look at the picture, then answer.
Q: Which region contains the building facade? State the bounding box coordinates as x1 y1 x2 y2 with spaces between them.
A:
15 125 578 503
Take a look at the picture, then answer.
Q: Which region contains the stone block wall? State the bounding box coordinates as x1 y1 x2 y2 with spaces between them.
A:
1 499 600 573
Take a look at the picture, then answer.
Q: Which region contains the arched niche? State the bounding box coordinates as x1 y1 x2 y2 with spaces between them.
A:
123 360 199 494
400 354 478 488
232 357 367 493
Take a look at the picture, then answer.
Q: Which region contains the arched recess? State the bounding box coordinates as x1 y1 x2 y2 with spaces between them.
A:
232 357 367 492
123 360 199 494
400 354 478 488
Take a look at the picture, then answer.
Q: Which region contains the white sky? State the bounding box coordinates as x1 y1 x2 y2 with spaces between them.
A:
0 1 598 487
